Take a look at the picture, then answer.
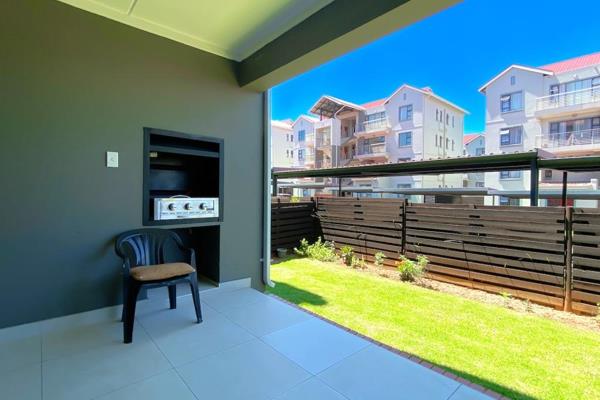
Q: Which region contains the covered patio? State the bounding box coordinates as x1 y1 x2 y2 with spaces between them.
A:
1 284 491 400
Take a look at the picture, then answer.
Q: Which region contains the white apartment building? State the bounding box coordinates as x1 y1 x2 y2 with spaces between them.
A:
462 133 485 188
270 119 295 168
306 85 468 197
480 51 600 206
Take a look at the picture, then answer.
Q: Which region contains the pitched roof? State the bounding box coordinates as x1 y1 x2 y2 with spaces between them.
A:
385 84 469 114
361 99 385 109
463 133 483 145
479 50 600 93
540 51 600 74
292 115 319 126
271 120 292 130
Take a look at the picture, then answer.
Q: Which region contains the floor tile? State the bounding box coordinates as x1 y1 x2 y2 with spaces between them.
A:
42 319 147 361
43 329 171 400
448 385 493 400
273 378 348 400
138 300 254 366
0 363 41 400
319 345 460 400
94 370 196 400
263 318 369 374
40 306 121 335
177 339 311 400
201 288 267 312
221 296 311 337
0 335 41 375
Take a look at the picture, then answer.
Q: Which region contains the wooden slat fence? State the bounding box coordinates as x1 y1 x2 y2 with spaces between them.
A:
405 204 567 308
271 200 319 252
316 197 404 267
571 208 600 314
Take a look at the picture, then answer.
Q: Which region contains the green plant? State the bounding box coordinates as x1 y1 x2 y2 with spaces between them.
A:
351 255 366 269
374 251 386 267
395 255 428 282
294 237 337 262
500 292 512 308
340 245 354 266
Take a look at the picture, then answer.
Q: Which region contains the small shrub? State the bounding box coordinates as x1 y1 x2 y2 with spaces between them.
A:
374 251 386 267
340 245 354 266
294 237 337 262
351 255 366 269
396 255 428 282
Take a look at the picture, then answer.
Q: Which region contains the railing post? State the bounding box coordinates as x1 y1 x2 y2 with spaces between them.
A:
530 159 539 206
564 206 573 312
401 199 407 256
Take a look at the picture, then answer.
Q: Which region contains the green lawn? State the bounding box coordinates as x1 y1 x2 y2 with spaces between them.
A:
267 258 600 400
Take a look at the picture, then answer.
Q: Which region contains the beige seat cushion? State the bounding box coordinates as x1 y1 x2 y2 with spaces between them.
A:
130 262 194 282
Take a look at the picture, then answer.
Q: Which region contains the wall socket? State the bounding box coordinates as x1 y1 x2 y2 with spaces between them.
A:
106 151 119 168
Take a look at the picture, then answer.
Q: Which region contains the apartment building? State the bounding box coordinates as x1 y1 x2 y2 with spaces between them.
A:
305 85 468 196
463 133 485 188
480 51 600 206
270 119 295 168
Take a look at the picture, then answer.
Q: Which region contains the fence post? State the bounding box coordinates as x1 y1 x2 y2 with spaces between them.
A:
564 206 573 312
401 199 407 256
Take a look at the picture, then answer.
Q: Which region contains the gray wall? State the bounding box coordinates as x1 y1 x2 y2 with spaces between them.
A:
0 0 265 328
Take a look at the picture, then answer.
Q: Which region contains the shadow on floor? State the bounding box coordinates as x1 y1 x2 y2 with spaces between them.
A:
268 281 327 307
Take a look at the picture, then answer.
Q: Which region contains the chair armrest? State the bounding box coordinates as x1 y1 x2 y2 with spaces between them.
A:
174 241 197 269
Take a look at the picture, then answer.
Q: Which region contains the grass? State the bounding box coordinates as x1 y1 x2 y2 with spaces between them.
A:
267 258 600 400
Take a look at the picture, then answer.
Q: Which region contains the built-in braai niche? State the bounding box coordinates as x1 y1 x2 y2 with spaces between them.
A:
143 127 224 226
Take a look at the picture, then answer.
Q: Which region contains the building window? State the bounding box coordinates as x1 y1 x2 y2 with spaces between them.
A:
499 196 510 205
446 138 449 149
452 116 455 128
286 150 289 157
500 91 523 113
298 149 304 160
286 134 289 141
290 150 293 158
544 170 553 178
500 170 522 179
452 139 455 151
446 114 450 125
298 130 305 141
436 109 439 121
475 181 485 188
500 126 523 146
510 76 516 85
403 93 407 100
475 147 485 156
435 135 438 147
399 105 413 121
290 134 293 142
398 131 412 146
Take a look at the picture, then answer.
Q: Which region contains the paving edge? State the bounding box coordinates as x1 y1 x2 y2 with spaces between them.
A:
269 293 510 400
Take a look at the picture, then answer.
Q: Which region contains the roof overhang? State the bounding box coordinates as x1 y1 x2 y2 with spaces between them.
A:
309 95 365 118
479 65 553 93
384 84 469 114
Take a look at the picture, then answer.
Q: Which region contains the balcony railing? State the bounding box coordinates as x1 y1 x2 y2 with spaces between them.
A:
303 152 315 162
315 159 332 169
305 133 315 145
536 87 600 111
362 118 389 132
538 128 600 149
316 136 331 147
357 142 387 156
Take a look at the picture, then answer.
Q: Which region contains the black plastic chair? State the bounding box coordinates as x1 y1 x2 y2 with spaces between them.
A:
115 228 202 343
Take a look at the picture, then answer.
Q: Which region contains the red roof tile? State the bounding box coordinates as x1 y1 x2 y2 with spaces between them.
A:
361 99 385 108
463 134 482 145
540 51 600 74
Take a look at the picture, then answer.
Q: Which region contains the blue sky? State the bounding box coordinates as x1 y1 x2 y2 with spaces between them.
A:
272 0 600 133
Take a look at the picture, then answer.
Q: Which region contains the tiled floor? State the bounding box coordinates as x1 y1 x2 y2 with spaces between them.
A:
0 285 492 400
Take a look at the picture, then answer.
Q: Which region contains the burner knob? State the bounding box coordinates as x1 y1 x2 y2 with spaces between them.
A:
167 203 176 211
184 203 192 210
198 203 205 210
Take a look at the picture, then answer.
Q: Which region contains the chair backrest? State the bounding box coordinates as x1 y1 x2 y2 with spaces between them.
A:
115 228 184 270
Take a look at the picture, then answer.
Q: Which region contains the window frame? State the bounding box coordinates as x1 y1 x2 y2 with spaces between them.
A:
500 91 523 113
500 126 523 146
499 170 522 180
399 105 413 122
398 131 412 147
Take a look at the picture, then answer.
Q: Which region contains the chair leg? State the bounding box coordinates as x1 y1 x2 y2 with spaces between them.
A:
168 284 177 310
124 281 142 344
121 279 128 323
189 274 202 323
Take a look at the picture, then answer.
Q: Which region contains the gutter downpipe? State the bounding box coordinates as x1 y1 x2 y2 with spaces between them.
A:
262 90 275 287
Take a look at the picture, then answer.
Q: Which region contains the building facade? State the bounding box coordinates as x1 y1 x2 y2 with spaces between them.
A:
271 119 295 168
300 85 468 197
480 51 600 206
462 133 485 188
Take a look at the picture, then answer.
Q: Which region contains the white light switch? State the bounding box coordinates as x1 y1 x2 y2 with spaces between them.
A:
106 151 119 168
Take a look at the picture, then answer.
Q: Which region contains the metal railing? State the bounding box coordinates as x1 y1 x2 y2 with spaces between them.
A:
303 152 315 162
357 142 387 156
536 87 600 111
362 118 389 132
316 135 331 148
538 128 600 148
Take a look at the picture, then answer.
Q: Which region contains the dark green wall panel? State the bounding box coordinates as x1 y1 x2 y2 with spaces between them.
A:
0 0 264 328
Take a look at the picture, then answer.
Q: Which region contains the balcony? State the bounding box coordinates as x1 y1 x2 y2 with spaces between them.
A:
316 135 331 148
356 118 391 137
535 87 600 118
305 132 315 146
315 159 332 169
537 128 600 154
355 142 389 160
